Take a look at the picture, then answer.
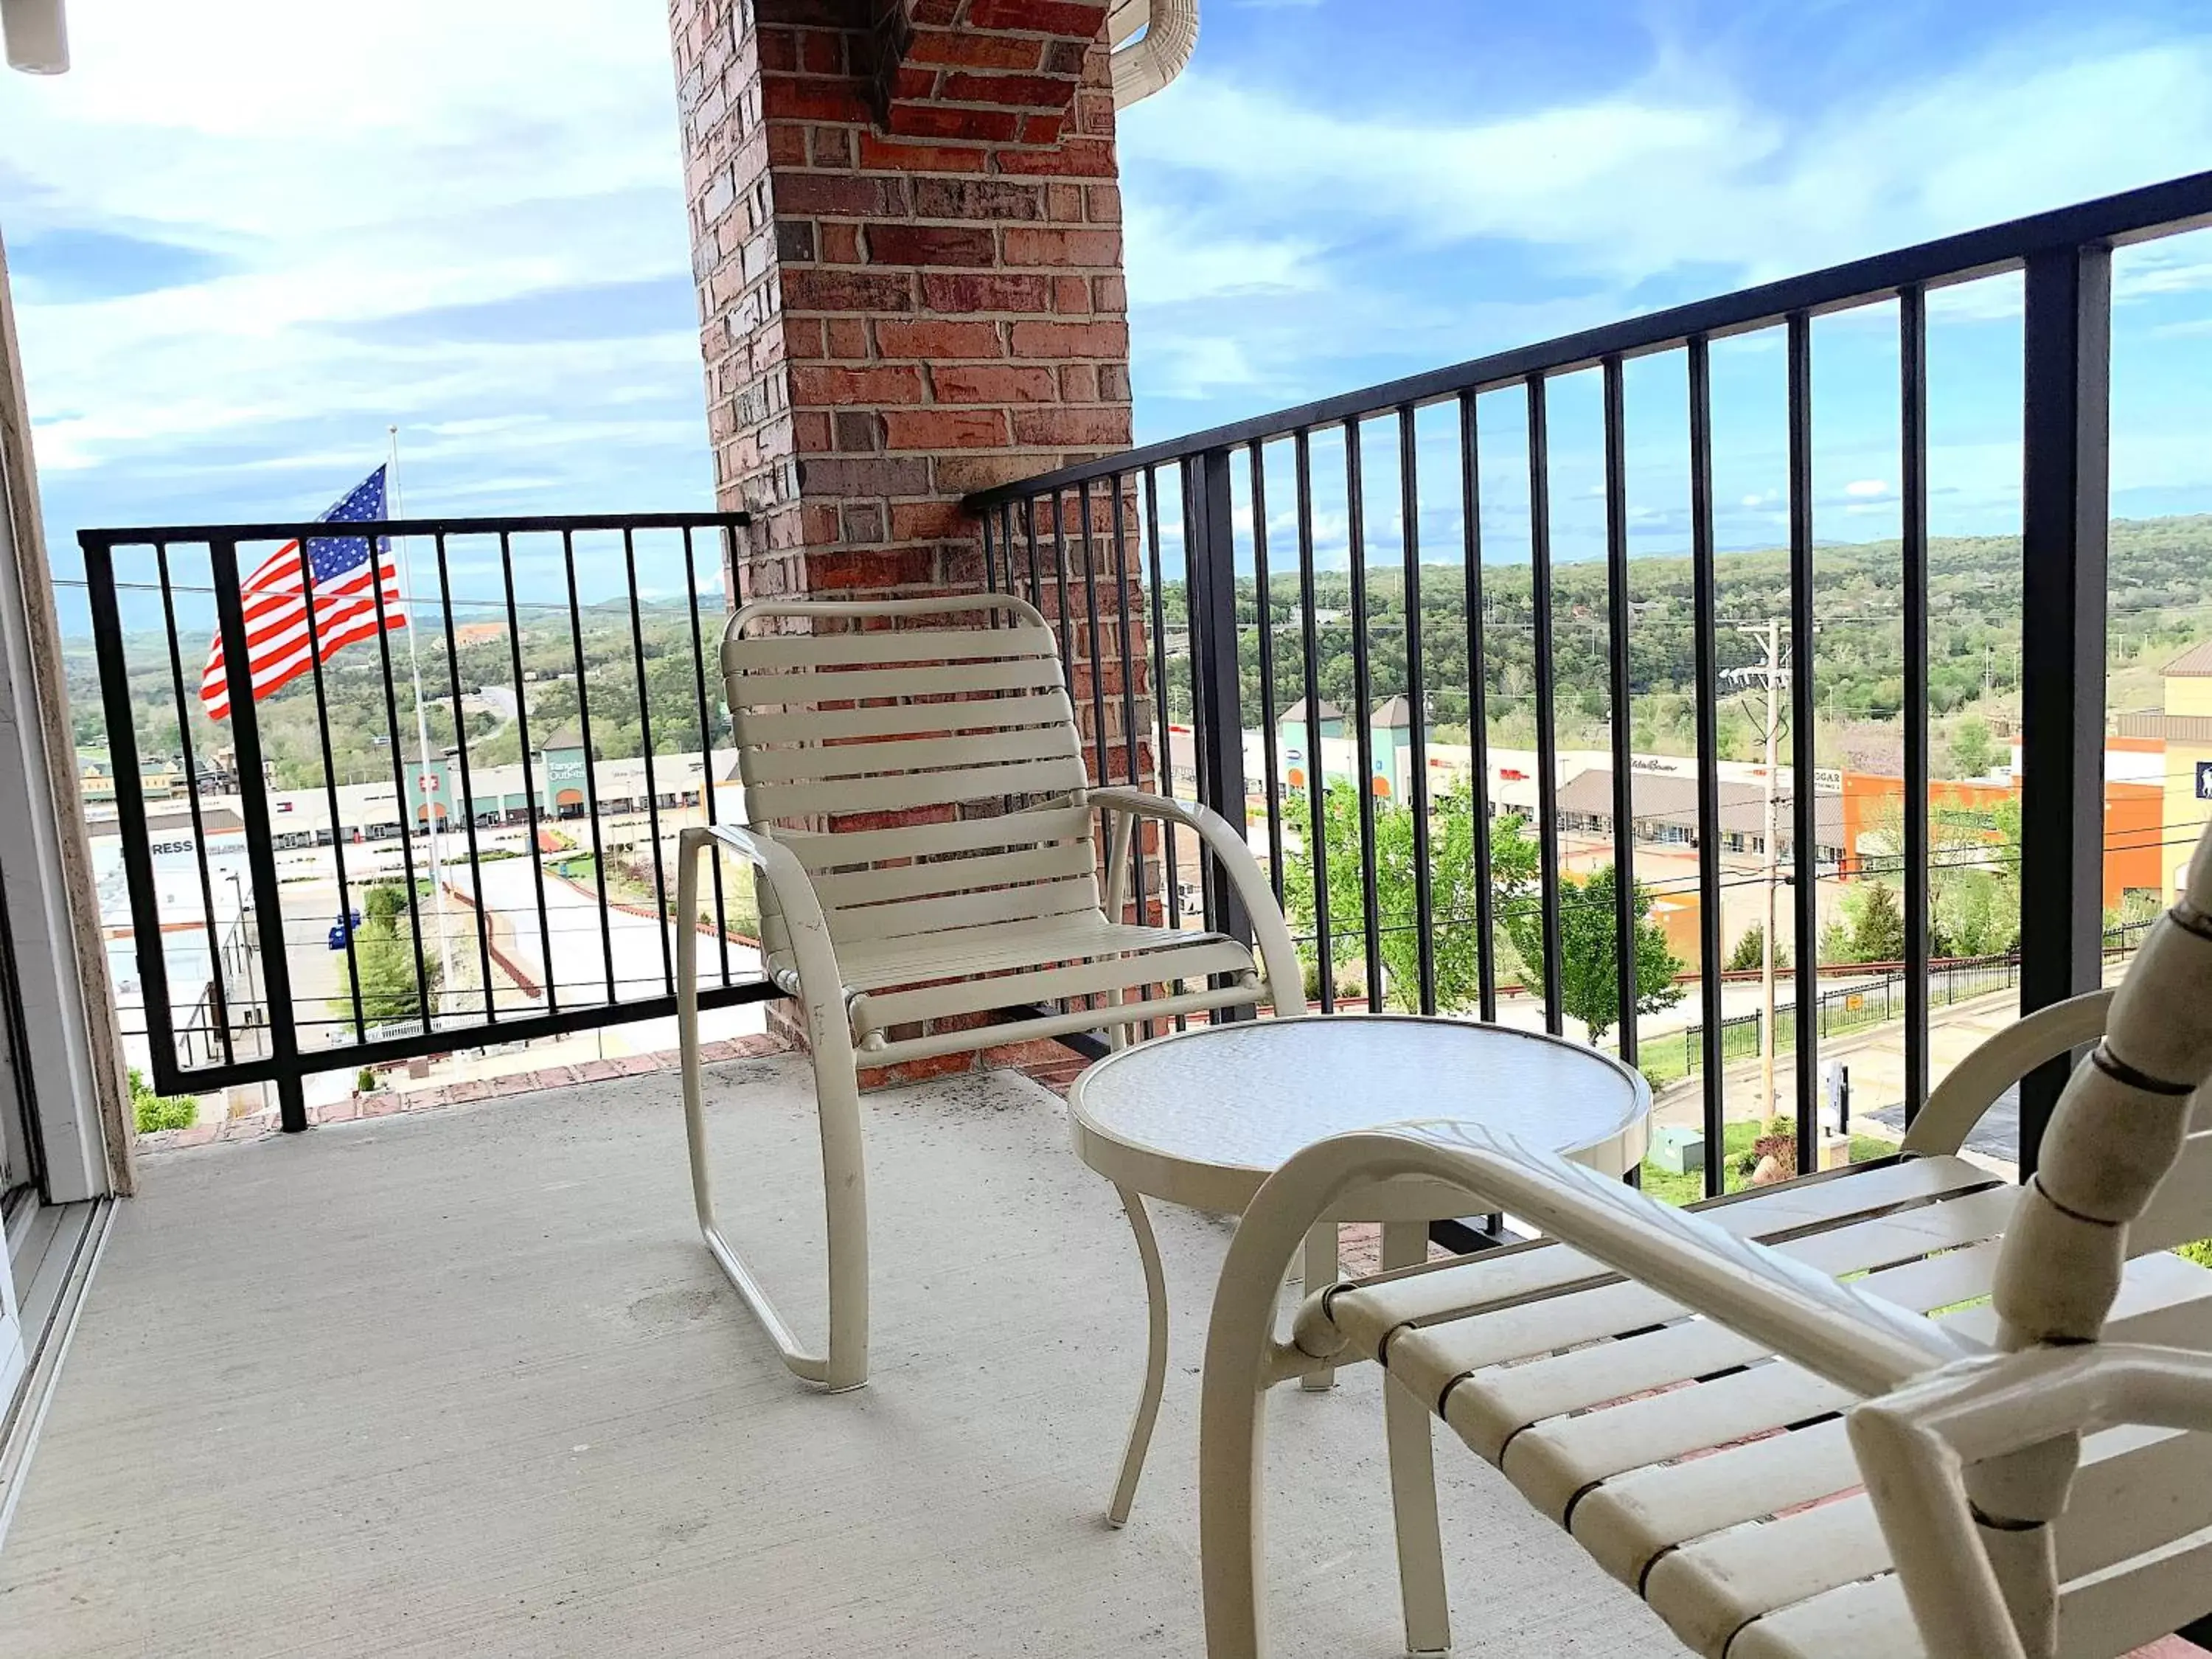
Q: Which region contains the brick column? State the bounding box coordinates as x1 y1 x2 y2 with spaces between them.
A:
667 0 1156 1071
669 0 1130 599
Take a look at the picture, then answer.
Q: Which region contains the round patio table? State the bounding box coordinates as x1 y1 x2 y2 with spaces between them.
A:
1068 1014 1650 1546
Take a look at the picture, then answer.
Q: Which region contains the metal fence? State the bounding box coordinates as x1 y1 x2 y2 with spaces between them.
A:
970 167 2212 1198
80 509 777 1130
1655 953 2024 1087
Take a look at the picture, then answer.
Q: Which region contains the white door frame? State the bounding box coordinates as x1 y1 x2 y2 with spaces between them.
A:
0 495 105 1202
0 274 111 1206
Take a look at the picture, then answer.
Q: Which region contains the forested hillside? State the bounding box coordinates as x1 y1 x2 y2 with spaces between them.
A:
1161 515 2212 769
68 515 2212 790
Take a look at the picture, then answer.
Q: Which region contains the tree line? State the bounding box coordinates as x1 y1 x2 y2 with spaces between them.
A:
1160 515 2212 771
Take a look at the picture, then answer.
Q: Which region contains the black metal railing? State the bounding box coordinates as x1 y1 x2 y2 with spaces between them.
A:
971 167 2212 1199
80 509 775 1130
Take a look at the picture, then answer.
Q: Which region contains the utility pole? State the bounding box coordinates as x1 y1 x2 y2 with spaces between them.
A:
1727 620 1787 1122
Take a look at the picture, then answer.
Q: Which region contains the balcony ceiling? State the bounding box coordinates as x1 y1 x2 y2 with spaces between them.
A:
0 1057 1672 1655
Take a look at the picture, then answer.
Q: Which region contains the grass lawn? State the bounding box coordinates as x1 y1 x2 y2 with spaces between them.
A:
1640 1120 1901 1207
551 855 661 906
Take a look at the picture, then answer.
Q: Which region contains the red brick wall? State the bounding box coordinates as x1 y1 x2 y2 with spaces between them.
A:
668 0 1131 608
667 0 1160 1068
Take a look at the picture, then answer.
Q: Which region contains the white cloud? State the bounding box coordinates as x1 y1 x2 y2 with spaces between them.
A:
2 0 701 527
1845 479 1889 498
1125 43 2212 283
1115 35 2212 433
1121 201 1321 306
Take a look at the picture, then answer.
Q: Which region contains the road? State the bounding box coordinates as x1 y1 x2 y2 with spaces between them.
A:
447 855 766 1049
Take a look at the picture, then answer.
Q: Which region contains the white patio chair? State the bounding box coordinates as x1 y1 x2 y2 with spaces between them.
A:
1199 823 2212 1659
676 593 1305 1393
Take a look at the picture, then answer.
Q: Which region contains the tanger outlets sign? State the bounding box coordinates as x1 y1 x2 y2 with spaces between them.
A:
544 751 589 790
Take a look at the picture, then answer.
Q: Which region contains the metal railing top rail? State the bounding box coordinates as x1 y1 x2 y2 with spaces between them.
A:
77 509 750 547
963 167 2212 504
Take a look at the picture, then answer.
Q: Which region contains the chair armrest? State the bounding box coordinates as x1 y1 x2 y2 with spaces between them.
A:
1217 1121 1965 1400
1904 987 2113 1156
1848 1341 2212 1659
1085 787 1307 1015
698 822 848 1006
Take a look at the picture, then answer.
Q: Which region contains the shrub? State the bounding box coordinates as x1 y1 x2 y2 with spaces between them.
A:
128 1067 198 1133
363 881 409 932
1301 956 1370 1004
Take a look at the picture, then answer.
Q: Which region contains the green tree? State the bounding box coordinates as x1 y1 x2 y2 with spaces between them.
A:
349 929 442 1026
1858 796 2020 961
363 881 408 931
1501 864 1686 1045
1935 870 2018 958
1282 783 1537 1013
1824 880 1908 964
1948 717 1997 779
1727 920 1790 973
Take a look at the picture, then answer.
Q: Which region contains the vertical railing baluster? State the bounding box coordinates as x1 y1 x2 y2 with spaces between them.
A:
1603 357 1638 1063
1180 466 1217 930
623 528 674 996
502 530 560 1012
561 530 619 1006
1250 445 1285 912
1190 448 1253 984
1051 488 1077 702
1901 285 1931 1127
433 532 499 1020
681 525 731 988
1345 422 1385 1010
2017 243 2112 1177
366 525 434 1032
209 538 305 1130
1528 378 1565 1031
1077 481 1112 791
1141 467 1182 961
1110 473 1147 920
1460 392 1496 1023
1689 338 1727 1198
1024 497 1046 649
1398 406 1436 1015
1295 430 1333 1012
83 538 181 1088
1787 311 1820 1169
153 542 236 1067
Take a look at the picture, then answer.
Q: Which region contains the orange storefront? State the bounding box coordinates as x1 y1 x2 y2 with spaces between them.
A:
1836 757 2163 913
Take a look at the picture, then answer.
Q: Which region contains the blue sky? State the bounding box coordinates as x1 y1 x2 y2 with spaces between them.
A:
4 0 2211 627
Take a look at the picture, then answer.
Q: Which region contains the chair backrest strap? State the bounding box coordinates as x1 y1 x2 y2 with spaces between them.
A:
719 596 1100 959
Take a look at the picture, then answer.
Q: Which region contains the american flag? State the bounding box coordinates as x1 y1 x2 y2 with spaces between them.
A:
201 466 407 720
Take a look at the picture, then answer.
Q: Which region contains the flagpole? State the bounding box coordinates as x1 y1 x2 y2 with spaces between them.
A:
388 425 455 1018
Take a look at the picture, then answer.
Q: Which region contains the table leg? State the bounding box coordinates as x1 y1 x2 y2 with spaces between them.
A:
1106 1183 1169 1528
1299 1222 1339 1392
1382 1220 1451 1657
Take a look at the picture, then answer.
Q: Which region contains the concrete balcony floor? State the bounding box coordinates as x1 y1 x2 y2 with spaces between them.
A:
0 1053 1673 1657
